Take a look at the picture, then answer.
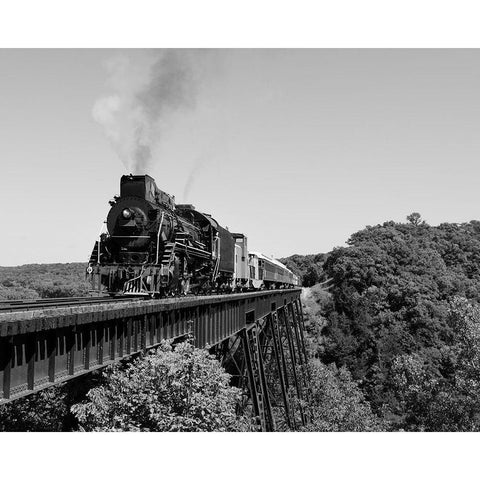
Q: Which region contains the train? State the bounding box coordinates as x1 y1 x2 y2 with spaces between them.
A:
86 174 299 296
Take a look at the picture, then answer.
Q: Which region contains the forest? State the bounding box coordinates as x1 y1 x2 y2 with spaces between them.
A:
285 213 480 431
2 213 480 431
0 263 89 299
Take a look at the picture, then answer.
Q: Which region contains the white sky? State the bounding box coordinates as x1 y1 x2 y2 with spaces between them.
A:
1 49 480 265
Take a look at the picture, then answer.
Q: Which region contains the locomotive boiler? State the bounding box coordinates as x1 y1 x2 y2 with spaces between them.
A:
87 174 235 296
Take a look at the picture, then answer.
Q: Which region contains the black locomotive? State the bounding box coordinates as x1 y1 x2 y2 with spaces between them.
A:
87 174 298 296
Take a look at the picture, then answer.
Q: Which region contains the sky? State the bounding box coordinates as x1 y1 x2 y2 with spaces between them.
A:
1 49 480 266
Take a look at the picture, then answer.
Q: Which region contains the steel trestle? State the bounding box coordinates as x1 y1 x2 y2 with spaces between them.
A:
0 289 308 432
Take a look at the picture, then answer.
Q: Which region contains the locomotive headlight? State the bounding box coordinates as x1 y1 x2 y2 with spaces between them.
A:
122 209 132 219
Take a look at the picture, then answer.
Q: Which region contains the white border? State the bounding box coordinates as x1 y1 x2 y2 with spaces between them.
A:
1 1 480 478
0 0 480 48
0 432 479 479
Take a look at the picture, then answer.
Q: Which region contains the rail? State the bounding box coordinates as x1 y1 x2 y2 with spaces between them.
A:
0 296 141 312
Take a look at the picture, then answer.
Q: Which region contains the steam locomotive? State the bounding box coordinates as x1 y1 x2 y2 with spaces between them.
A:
86 174 299 296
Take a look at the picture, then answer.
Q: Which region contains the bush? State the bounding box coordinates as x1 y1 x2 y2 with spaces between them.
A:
72 341 253 432
389 298 480 431
0 386 69 431
301 360 384 432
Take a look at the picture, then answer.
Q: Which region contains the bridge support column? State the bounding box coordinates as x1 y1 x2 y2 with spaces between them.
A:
241 328 262 429
240 326 275 431
220 298 309 432
0 336 12 401
278 305 306 427
292 298 312 410
268 311 293 430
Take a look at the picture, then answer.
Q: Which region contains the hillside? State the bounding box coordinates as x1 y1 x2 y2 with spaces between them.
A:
293 213 480 431
0 263 89 299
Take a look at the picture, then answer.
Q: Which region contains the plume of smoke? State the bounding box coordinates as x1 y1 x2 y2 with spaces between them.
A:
93 50 196 173
183 160 203 201
183 149 215 201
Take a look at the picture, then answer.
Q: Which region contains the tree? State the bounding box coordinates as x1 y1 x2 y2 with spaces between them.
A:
301 284 331 358
389 298 480 431
301 360 384 431
279 253 326 287
0 386 69 431
303 265 320 287
407 212 422 226
315 217 480 429
72 341 253 432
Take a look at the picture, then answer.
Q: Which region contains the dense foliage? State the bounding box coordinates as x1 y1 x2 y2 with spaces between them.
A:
388 298 480 431
301 360 383 432
0 263 89 299
295 286 384 431
72 341 252 432
309 214 480 430
0 373 102 432
279 254 326 287
0 386 70 431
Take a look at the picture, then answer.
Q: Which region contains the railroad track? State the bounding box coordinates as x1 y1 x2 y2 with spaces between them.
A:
0 295 144 312
0 287 300 313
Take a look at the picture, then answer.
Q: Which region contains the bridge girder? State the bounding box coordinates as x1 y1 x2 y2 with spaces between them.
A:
210 296 310 431
0 290 304 414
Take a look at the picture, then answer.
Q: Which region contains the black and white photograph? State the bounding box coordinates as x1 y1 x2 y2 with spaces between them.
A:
1 2 480 478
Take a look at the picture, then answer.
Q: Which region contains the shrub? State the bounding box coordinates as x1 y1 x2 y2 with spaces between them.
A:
72 341 253 432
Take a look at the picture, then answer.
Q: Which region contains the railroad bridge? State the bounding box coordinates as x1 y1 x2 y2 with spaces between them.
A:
0 289 309 431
